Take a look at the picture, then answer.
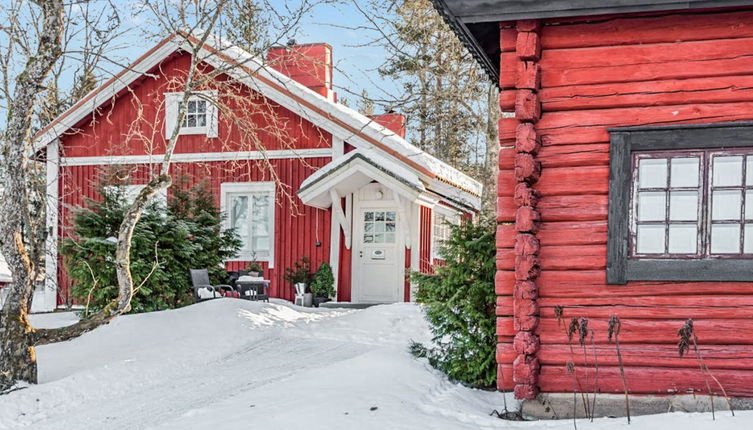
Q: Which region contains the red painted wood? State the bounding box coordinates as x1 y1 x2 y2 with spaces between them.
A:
419 205 433 274
497 9 753 397
57 158 332 304
404 247 411 302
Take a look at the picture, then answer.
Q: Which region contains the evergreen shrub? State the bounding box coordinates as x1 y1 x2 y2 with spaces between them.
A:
61 181 241 314
411 218 497 388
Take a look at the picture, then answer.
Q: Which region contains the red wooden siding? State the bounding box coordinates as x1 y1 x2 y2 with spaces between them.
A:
497 9 753 398
419 206 433 275
58 158 332 304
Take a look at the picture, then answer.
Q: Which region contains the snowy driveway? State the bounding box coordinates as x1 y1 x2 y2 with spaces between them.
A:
0 300 750 429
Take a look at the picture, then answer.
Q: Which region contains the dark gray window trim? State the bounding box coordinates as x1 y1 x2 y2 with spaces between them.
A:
607 121 753 284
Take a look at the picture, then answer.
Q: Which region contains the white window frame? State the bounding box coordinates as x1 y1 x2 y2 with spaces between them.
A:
164 90 218 138
220 182 276 267
431 207 459 261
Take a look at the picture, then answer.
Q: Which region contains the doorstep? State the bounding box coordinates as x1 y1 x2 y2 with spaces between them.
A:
318 302 380 309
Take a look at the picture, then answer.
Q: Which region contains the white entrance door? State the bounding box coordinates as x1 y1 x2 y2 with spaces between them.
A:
353 207 403 303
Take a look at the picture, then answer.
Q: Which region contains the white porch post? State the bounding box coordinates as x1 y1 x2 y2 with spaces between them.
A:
329 192 341 300
43 139 60 312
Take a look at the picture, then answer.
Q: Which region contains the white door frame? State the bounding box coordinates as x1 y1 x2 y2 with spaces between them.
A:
351 188 405 303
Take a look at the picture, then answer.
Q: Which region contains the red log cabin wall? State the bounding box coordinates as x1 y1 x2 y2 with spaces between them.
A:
496 9 753 398
57 51 333 304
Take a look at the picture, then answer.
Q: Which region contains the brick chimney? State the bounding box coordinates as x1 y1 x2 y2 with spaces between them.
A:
267 42 334 100
369 111 406 139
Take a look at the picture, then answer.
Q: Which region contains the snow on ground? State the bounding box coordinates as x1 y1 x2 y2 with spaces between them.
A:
1 300 751 429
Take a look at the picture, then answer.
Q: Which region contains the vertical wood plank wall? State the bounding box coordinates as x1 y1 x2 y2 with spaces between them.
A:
497 9 753 397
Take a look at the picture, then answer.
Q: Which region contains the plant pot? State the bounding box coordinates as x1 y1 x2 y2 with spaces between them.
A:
313 297 331 308
248 271 260 277
303 293 313 307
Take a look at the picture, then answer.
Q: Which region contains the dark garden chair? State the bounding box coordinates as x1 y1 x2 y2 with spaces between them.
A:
190 269 235 302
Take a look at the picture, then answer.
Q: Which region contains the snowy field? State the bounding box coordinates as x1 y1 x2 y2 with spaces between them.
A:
0 300 749 429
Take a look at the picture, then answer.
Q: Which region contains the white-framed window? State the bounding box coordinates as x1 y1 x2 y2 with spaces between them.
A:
164 90 218 137
220 182 276 266
432 211 458 260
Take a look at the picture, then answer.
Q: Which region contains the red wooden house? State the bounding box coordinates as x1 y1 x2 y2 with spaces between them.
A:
34 33 481 312
434 0 753 414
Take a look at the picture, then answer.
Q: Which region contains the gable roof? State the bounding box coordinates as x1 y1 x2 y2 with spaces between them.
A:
34 31 482 208
431 0 753 81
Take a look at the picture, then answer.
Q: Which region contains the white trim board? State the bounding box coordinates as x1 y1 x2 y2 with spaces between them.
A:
61 148 332 166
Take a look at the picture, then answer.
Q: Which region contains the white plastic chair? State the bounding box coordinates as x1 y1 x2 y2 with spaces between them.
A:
294 283 306 306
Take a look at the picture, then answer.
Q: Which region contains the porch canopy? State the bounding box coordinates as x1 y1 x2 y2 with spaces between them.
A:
297 149 426 210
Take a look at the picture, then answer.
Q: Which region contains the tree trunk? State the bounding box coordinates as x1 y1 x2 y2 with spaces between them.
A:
481 82 500 219
0 0 65 392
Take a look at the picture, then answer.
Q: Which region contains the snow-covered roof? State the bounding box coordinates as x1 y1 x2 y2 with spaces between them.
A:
33 30 482 209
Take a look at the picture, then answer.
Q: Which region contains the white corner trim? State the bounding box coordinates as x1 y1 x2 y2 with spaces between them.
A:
43 140 60 312
220 181 276 268
61 148 332 166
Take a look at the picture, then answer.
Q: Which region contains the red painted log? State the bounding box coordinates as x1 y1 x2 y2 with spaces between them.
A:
515 122 540 154
537 165 609 196
537 144 610 168
539 195 608 222
540 10 753 50
499 343 753 370
515 298 539 317
497 170 514 196
515 205 540 233
539 245 606 270
514 280 538 300
537 270 753 298
498 117 520 140
513 355 540 385
535 318 753 345
517 19 541 33
514 254 540 280
513 383 539 400
514 153 541 184
513 331 541 355
541 75 753 112
516 61 541 91
515 90 541 122
499 90 516 111
513 182 539 207
537 221 607 246
495 270 515 295
516 31 541 61
497 197 516 221
496 223 516 249
514 314 540 332
515 233 540 256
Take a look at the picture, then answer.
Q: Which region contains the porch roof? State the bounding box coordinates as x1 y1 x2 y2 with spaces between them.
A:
298 149 425 209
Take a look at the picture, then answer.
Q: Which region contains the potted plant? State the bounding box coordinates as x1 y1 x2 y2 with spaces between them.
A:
284 257 313 306
247 262 263 277
310 262 335 307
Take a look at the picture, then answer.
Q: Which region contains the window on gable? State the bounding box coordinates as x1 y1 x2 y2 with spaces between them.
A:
164 91 218 138
607 123 753 284
221 182 275 265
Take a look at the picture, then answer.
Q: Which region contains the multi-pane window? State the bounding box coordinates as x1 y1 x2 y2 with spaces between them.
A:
631 150 753 258
222 182 275 262
363 211 396 244
164 91 217 137
432 213 457 259
179 99 207 128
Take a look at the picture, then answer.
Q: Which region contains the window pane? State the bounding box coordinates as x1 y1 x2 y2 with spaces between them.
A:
385 212 396 221
364 222 374 232
670 157 700 187
636 224 665 254
711 224 741 254
385 233 395 243
637 192 666 221
713 156 743 186
375 212 385 221
375 223 385 233
253 236 270 252
197 100 206 113
747 190 753 220
747 157 753 186
386 222 396 232
638 158 667 188
669 191 698 221
374 233 385 243
231 195 250 250
188 100 196 113
745 225 753 254
712 190 742 220
364 212 373 221
186 115 196 127
251 195 270 237
668 224 697 254
197 114 206 127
